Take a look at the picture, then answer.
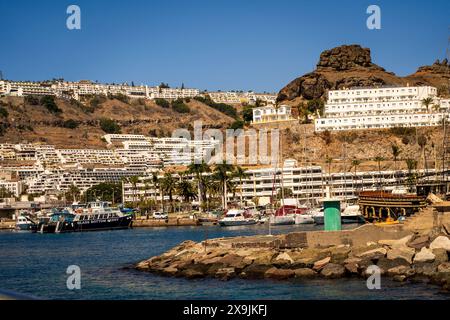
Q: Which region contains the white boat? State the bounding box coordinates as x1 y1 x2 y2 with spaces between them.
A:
15 214 37 231
294 213 314 224
218 209 257 227
269 214 295 225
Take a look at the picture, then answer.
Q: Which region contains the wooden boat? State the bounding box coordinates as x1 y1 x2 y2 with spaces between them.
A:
358 190 426 223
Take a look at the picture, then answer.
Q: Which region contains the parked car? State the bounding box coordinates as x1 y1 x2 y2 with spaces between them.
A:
152 212 168 219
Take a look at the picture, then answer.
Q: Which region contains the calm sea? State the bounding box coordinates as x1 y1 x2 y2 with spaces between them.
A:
0 224 448 300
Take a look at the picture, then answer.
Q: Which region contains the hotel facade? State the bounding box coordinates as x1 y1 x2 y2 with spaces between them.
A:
315 86 450 131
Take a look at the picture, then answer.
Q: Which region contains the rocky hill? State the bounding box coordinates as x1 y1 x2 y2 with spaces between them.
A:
277 44 450 103
0 96 236 148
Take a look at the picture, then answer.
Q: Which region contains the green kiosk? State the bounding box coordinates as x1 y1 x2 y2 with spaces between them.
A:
323 198 341 231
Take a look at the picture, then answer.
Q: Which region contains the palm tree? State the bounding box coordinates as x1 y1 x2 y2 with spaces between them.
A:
213 161 235 210
350 159 361 193
177 179 196 210
417 134 428 174
373 156 385 186
391 144 401 171
151 172 163 212
66 184 81 203
129 176 140 207
405 158 418 190
234 166 249 208
161 172 177 212
187 161 210 212
421 97 433 113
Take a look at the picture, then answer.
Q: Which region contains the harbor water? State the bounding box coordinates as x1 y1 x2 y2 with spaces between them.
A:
0 224 448 300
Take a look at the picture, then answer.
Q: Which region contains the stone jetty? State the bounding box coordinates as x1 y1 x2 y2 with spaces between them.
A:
135 207 450 291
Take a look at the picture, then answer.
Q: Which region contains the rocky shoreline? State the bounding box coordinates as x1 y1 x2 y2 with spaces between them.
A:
135 223 450 291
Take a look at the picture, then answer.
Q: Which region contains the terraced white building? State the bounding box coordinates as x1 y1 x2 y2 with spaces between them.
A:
315 85 450 131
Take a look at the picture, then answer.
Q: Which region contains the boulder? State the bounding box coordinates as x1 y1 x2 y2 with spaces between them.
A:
240 264 272 279
413 247 435 263
264 267 295 280
243 251 276 265
273 252 294 266
294 268 317 278
181 269 204 279
437 262 450 273
356 247 387 259
313 257 331 271
343 257 361 274
215 268 236 280
407 235 430 250
162 266 179 276
377 257 410 274
218 254 249 270
387 265 415 277
413 262 439 277
135 261 150 270
320 263 346 278
432 248 449 263
392 275 407 282
379 235 413 248
386 246 415 264
430 236 450 251
330 247 351 264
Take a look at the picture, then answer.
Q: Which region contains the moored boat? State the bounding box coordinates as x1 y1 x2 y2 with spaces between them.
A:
36 201 133 233
218 209 257 226
15 214 37 231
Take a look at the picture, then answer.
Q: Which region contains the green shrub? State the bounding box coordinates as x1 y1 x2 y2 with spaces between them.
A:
229 120 244 130
194 96 238 118
172 99 190 113
108 93 129 104
63 119 79 129
99 118 121 134
389 127 415 137
154 98 170 108
0 106 8 118
25 95 40 105
40 96 62 114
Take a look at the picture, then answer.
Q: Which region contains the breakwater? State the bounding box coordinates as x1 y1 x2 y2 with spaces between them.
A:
136 208 450 291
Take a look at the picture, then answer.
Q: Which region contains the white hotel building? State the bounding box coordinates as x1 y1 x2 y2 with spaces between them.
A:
315 86 450 132
252 104 296 124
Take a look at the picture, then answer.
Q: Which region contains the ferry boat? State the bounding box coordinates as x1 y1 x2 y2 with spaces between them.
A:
15 214 37 231
36 201 133 233
218 209 257 227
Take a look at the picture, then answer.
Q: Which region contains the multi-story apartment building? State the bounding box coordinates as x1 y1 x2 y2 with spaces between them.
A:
208 92 242 104
122 159 434 204
150 87 200 100
252 104 296 124
315 85 450 131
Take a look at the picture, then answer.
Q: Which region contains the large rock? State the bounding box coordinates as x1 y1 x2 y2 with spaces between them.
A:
273 252 294 266
387 246 415 264
432 248 449 263
430 236 450 251
215 268 236 280
379 235 414 248
264 267 295 280
413 247 435 263
413 262 439 277
316 45 376 70
387 265 415 277
240 264 272 279
218 254 249 270
313 257 331 271
377 257 410 274
320 263 346 278
330 247 351 264
294 268 317 278
407 235 430 250
356 247 387 259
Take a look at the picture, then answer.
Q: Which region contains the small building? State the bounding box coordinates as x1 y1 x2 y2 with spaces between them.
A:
251 104 295 124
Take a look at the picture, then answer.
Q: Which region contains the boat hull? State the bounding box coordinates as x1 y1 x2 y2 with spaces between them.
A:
270 215 295 225
218 220 257 227
37 215 133 233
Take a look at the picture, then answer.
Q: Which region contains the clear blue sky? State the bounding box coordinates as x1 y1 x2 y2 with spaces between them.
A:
0 0 448 92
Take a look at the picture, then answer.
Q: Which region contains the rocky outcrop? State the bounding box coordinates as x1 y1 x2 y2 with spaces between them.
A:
277 44 450 103
135 232 450 291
